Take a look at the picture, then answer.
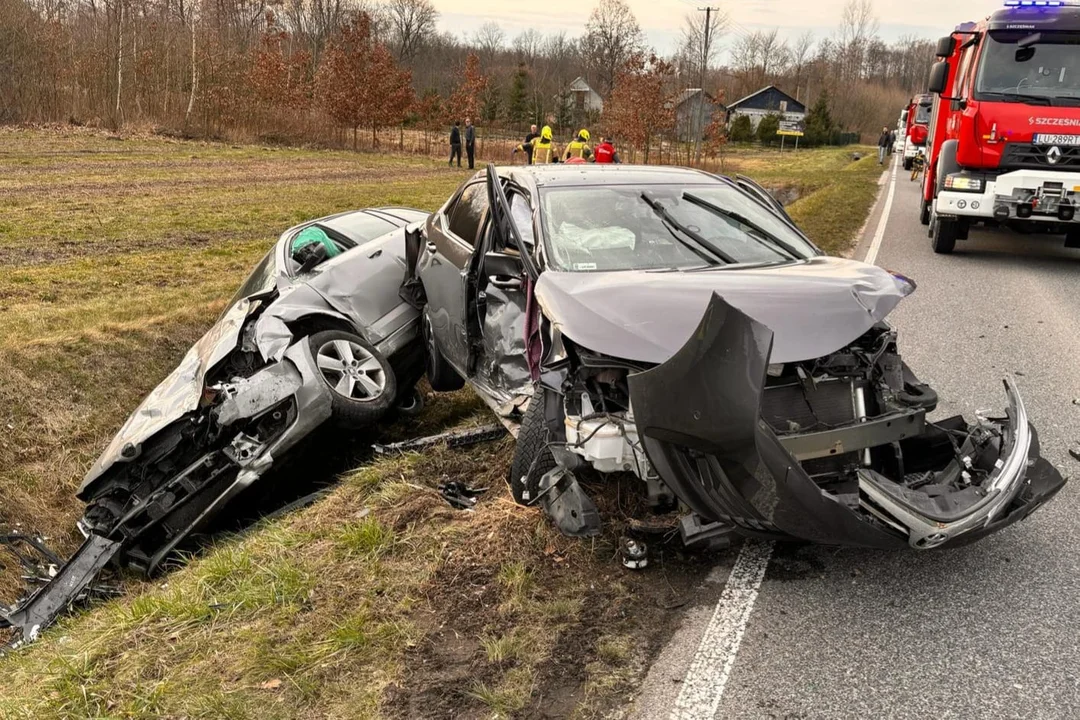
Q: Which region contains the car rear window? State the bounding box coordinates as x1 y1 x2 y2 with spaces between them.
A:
322 212 399 245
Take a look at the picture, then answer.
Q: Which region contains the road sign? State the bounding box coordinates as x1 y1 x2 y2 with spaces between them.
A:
778 120 804 137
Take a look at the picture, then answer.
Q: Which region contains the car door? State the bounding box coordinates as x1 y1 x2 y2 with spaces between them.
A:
417 180 488 373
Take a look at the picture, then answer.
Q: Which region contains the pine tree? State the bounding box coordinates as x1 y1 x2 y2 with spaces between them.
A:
728 114 753 143
757 114 781 146
507 64 529 125
803 92 835 147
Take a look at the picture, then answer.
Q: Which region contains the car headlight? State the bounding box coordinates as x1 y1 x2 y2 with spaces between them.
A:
944 175 983 192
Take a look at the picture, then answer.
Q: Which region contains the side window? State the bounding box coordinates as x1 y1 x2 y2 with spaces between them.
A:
448 183 488 246
509 193 536 248
956 44 976 99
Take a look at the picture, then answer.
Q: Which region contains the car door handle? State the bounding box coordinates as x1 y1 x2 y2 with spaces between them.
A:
490 276 522 290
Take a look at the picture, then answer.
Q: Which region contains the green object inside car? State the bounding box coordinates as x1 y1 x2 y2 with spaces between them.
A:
291 226 341 260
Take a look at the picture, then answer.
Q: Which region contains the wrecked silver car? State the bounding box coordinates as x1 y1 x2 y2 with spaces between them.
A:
3 208 427 642
407 164 1065 550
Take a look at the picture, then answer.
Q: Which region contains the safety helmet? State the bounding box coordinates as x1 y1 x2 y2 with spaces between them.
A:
578 128 590 142
541 125 553 140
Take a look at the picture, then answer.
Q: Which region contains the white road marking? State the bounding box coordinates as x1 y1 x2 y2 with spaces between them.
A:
670 541 774 720
865 158 899 267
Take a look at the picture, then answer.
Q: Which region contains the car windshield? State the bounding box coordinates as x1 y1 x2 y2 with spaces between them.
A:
322 212 399 244
539 183 816 272
226 249 277 309
914 101 932 124
976 31 1080 102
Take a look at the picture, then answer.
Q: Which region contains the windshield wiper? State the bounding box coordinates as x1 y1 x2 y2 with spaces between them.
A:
980 91 1052 106
681 192 800 260
639 192 734 265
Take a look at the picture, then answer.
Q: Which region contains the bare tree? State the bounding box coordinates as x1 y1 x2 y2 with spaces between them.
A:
472 21 503 64
513 28 543 66
580 0 644 96
679 7 729 75
383 0 436 63
838 0 878 80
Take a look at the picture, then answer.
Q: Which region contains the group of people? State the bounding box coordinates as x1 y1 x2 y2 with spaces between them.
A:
448 121 622 169
512 125 621 165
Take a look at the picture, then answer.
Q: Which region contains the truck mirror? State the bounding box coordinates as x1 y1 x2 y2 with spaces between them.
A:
935 36 956 58
928 61 950 95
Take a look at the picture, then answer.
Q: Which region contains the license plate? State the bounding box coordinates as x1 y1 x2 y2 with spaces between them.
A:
1034 133 1080 146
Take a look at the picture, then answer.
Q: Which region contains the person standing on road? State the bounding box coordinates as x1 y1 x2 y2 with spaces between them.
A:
594 136 621 164
449 121 462 168
522 124 539 164
465 118 476 170
878 127 892 165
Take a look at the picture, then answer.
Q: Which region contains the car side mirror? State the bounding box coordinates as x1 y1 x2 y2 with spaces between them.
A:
928 61 950 95
935 36 956 59
484 250 523 289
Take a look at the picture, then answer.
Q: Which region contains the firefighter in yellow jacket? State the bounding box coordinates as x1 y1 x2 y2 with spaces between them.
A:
564 128 593 161
512 126 557 164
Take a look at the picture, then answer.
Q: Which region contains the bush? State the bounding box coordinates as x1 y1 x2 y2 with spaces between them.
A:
757 114 781 146
728 114 753 143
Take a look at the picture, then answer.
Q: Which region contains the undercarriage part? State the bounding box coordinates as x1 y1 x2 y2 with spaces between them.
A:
372 424 508 455
438 481 488 510
679 514 736 552
620 537 648 569
537 467 601 537
0 534 64 588
1 534 123 646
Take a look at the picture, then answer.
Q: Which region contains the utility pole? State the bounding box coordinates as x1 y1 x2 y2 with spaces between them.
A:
694 6 720 166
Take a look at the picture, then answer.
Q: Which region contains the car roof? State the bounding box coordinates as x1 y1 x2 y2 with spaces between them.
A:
499 164 719 190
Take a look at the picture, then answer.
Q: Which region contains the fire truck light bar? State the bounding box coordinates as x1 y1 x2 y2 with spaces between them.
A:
1004 0 1067 7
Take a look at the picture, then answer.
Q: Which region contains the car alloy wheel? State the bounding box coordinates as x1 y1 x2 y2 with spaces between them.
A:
316 339 386 400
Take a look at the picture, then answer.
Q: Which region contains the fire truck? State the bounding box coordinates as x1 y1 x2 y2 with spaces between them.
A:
922 0 1080 254
902 94 933 170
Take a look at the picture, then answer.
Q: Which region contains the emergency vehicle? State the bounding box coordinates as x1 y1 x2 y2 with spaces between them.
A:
902 94 933 170
923 0 1080 254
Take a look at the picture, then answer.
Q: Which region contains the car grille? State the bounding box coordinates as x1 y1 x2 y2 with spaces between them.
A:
1000 143 1080 170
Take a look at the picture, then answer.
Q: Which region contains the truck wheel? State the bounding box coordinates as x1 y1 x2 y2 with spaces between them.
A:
508 387 559 505
920 198 931 226
422 311 465 392
308 330 397 428
932 219 958 255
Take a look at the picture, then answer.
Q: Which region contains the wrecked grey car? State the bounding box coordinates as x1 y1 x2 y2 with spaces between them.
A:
406 164 1065 550
2 208 427 642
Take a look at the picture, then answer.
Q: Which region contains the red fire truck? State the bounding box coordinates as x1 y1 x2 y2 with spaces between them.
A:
902 94 933 170
922 1 1080 254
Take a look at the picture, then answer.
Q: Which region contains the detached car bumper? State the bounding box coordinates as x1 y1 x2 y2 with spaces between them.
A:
628 295 1065 550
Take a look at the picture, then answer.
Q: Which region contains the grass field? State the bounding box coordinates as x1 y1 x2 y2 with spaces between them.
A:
0 126 883 718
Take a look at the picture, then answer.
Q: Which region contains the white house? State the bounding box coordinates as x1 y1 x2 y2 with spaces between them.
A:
567 77 604 114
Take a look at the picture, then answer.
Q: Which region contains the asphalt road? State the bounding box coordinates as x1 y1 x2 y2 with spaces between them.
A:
634 160 1080 719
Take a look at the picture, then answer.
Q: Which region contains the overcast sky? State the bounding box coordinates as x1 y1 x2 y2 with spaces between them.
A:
433 0 1004 60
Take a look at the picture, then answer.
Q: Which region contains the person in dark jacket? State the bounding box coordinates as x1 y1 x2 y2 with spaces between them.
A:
522 124 539 164
465 118 476 169
877 127 892 165
449 121 462 167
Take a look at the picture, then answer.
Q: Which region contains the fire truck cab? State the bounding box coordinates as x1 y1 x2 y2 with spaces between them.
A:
924 1 1080 254
902 94 933 170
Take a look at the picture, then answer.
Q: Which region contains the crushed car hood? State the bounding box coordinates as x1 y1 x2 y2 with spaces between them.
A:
533 257 913 365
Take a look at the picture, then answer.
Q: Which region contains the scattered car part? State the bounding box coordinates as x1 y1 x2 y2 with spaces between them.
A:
438 481 488 510
620 537 649 569
372 424 508 455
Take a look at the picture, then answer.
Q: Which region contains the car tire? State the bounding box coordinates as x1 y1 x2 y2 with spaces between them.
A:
932 218 957 255
395 385 425 417
919 198 931 226
508 387 558 506
422 311 465 392
308 330 397 428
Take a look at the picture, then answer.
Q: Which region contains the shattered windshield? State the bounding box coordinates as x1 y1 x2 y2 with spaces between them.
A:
539 183 815 272
976 31 1080 102
914 100 932 124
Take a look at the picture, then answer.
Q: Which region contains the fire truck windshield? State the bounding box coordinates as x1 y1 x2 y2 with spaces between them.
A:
976 31 1080 103
914 102 932 124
